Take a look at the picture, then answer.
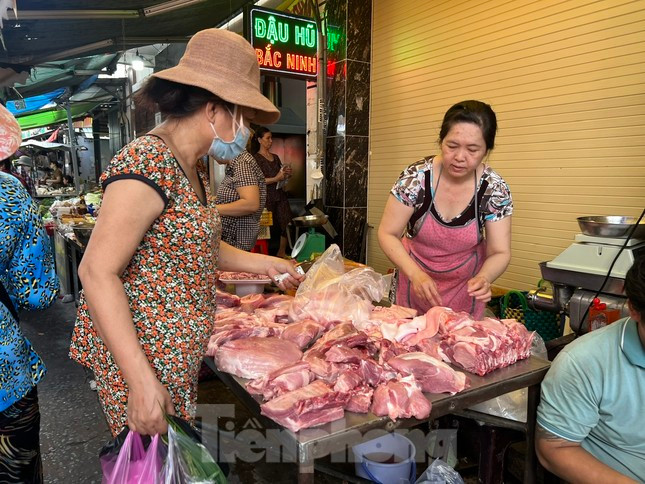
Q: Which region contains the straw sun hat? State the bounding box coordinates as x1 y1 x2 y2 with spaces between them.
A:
0 103 21 160
152 29 280 125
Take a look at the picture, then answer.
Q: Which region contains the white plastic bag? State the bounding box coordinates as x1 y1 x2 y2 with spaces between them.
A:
158 422 226 484
415 458 464 484
290 245 387 324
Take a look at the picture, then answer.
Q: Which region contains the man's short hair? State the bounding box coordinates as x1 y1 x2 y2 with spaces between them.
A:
625 254 645 321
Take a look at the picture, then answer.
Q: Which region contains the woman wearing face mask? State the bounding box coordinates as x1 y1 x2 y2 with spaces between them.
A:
69 29 303 438
378 101 512 319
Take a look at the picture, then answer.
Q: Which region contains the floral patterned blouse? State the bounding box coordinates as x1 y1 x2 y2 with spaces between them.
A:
69 135 221 436
391 156 513 237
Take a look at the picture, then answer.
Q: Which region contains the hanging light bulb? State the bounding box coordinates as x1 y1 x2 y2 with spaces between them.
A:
132 50 144 71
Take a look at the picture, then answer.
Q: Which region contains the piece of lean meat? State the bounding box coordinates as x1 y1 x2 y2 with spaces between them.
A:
371 375 431 421
260 380 350 432
345 385 374 414
280 319 324 349
215 289 241 308
214 337 302 379
387 352 468 394
246 361 313 400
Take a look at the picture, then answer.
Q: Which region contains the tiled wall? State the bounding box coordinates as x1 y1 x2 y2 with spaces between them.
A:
323 0 371 262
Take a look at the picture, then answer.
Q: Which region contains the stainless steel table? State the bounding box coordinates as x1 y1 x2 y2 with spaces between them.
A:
203 356 550 483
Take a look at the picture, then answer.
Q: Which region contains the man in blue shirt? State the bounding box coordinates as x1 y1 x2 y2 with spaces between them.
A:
0 104 58 483
536 255 645 482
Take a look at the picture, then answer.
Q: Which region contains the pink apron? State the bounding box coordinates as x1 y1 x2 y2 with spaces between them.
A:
396 166 487 319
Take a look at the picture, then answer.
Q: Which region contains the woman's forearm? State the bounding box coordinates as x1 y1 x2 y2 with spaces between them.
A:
265 175 280 184
475 251 510 284
218 241 272 273
216 198 258 217
79 267 155 390
378 231 422 279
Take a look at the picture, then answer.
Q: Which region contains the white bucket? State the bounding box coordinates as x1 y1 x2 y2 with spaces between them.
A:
353 433 416 483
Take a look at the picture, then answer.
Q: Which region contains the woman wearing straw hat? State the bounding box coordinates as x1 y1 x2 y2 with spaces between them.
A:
69 29 304 437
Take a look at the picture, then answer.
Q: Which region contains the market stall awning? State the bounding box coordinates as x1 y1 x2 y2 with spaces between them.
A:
7 88 67 115
16 102 100 130
1 1 254 99
20 139 71 151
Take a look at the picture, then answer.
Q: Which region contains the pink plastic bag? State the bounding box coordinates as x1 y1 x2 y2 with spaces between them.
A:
101 432 163 484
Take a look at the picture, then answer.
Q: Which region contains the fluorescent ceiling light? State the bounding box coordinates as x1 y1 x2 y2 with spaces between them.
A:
11 9 140 20
132 51 145 71
143 0 207 17
34 39 115 64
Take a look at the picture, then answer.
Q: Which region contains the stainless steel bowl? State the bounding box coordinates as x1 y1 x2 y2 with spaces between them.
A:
577 216 645 239
292 214 329 227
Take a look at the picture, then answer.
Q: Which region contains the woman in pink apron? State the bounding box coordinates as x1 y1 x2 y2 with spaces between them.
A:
378 101 513 319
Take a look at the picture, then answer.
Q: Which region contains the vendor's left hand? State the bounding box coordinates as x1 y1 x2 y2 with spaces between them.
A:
265 257 305 291
467 275 492 302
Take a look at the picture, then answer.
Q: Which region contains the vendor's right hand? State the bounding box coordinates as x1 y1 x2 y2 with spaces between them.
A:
410 269 442 307
276 169 286 181
126 375 175 436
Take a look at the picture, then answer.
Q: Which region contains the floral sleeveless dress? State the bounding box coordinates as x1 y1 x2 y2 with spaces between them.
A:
69 135 221 436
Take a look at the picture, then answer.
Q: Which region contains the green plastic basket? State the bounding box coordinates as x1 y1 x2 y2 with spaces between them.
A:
501 281 562 342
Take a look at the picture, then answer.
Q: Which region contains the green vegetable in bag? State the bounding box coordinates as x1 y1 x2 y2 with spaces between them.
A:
159 415 227 484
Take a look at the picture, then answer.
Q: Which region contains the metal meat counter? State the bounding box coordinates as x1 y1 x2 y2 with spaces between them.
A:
528 216 645 333
203 356 549 484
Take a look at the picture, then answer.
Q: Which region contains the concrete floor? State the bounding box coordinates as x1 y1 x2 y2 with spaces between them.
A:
21 299 111 483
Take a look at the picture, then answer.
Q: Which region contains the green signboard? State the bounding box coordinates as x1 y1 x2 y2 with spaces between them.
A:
246 6 318 79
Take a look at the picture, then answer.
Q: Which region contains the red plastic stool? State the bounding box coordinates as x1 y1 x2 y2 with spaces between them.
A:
252 239 269 254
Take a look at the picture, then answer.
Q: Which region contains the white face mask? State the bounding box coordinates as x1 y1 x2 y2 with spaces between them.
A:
208 106 250 161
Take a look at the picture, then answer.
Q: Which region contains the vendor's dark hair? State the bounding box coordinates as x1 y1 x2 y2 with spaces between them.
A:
439 100 497 151
135 77 227 119
250 126 271 155
625 254 645 320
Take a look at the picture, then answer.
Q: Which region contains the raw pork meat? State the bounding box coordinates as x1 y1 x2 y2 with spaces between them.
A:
371 375 432 420
215 289 240 308
325 344 369 364
214 337 302 379
333 370 363 392
260 380 350 432
206 326 272 356
377 338 409 365
440 316 534 376
218 271 270 281
413 335 444 360
379 316 427 343
369 304 418 321
240 293 266 312
387 352 468 394
259 294 294 309
247 361 313 400
345 385 374 414
280 320 324 349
